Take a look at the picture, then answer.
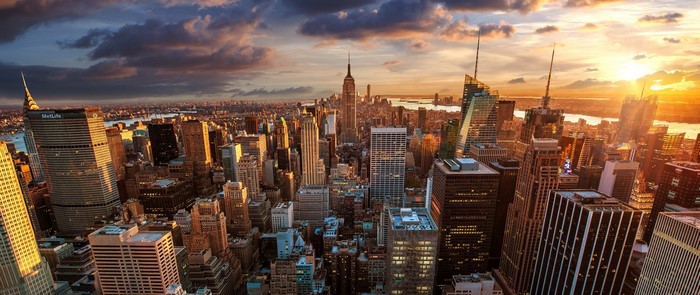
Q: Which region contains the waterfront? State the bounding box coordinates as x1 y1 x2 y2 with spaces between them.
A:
387 98 700 139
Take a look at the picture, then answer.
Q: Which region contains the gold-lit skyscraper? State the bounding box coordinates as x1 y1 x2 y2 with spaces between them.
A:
300 114 325 185
0 141 54 294
340 56 357 144
27 108 120 233
223 181 252 237
182 120 212 164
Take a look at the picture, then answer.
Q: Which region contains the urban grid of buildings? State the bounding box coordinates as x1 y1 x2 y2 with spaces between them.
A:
0 44 697 295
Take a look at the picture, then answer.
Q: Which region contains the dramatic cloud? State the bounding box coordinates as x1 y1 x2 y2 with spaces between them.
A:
565 0 623 7
313 40 337 49
83 60 137 79
535 25 559 34
663 37 680 44
585 67 598 72
232 86 314 96
298 0 450 40
508 77 526 84
284 0 379 14
62 3 274 73
580 23 598 31
633 53 648 60
440 0 547 13
0 0 128 43
562 78 615 89
441 20 515 40
638 13 683 24
382 60 403 67
407 39 431 51
159 0 236 8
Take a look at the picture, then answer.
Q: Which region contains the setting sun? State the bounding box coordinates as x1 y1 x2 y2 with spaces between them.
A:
619 61 654 81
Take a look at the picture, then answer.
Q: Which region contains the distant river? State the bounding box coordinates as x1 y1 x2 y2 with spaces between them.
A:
1 113 180 153
387 98 700 139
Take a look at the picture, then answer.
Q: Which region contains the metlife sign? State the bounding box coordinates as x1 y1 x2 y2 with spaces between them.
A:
40 113 62 119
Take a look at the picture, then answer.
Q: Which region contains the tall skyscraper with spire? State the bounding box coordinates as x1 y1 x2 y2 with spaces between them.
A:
519 45 565 144
0 141 54 294
340 54 357 144
454 31 499 157
21 73 43 182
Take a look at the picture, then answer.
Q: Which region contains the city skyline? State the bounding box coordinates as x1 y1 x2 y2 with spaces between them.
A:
0 0 698 105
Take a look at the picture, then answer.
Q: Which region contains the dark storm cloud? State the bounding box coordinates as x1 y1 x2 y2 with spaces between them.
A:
565 0 623 7
535 25 559 34
298 0 449 40
284 0 379 14
562 78 615 89
508 77 526 84
638 13 683 24
0 62 240 101
663 37 680 44
440 0 546 13
62 3 273 73
231 86 314 96
0 0 132 43
441 20 515 40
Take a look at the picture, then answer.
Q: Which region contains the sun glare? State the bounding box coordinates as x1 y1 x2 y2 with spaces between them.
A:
619 61 654 81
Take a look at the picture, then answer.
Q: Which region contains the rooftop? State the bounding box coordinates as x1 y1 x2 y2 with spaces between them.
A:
665 212 700 231
389 208 436 231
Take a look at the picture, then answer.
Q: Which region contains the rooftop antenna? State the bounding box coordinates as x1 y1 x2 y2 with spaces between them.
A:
543 43 556 109
474 28 481 80
639 79 647 100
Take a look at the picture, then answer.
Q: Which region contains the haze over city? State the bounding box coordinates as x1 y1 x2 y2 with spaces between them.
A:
0 0 699 105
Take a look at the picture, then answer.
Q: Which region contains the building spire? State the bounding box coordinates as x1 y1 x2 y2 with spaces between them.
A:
21 71 39 113
346 50 352 78
474 28 481 81
543 43 555 109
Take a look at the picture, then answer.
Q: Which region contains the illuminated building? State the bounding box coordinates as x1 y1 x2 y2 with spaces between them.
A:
530 190 642 295
234 133 267 179
496 139 560 294
420 134 438 175
89 224 179 294
454 74 499 157
185 198 228 258
27 108 120 232
21 73 43 181
275 117 290 149
238 154 260 199
616 95 658 144
340 55 357 144
300 114 325 185
328 240 359 295
496 100 515 133
635 212 700 295
638 126 684 184
469 143 508 166
370 127 407 207
0 141 54 294
386 207 438 294
431 158 499 286
223 181 252 237
245 116 258 135
597 160 639 203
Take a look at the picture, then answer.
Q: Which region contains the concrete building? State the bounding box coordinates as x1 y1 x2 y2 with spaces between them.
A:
222 181 252 237
635 212 700 295
188 249 237 295
328 240 359 295
487 158 519 269
469 143 508 166
295 185 330 228
185 198 228 258
300 114 325 185
598 160 639 203
27 108 121 232
0 142 54 294
234 134 267 179
386 208 439 295
139 178 194 218
442 273 504 295
370 127 407 207
220 143 242 182
431 158 500 286
272 201 294 233
88 224 179 294
530 190 642 295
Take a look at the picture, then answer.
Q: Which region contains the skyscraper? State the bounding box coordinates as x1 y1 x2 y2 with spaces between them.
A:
519 47 564 144
420 134 438 175
234 134 267 179
182 120 212 164
340 55 357 144
89 224 179 295
638 126 685 184
275 117 290 149
185 198 228 258
598 160 639 203
222 181 252 237
488 158 519 269
635 212 700 295
295 185 330 228
431 158 500 286
27 108 120 232
530 190 642 295
644 161 700 242
21 74 43 181
148 122 180 166
496 139 560 294
386 207 438 294
417 107 427 132
300 114 325 185
616 95 658 144
455 33 498 157
439 119 459 159
370 127 407 207
0 141 54 294
496 100 515 133
220 143 242 182
692 133 700 162
245 115 259 135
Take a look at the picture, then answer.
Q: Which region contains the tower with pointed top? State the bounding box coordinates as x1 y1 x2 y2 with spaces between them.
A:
519 45 565 144
454 31 499 157
340 54 357 144
21 73 44 181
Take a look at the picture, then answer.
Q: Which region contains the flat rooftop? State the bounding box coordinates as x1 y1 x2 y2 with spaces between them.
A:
389 208 436 231
665 212 700 231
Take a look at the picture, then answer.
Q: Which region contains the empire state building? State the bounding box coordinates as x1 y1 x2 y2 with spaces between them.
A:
340 57 357 144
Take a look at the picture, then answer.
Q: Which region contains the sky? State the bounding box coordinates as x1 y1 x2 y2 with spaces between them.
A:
0 0 698 105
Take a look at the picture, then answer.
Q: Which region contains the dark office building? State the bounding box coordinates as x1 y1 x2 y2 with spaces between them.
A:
245 116 258 134
431 158 499 287
209 128 228 166
488 158 519 269
644 161 700 242
147 123 179 166
439 119 459 159
138 178 194 218
692 133 700 163
496 100 515 132
638 126 684 184
417 107 427 132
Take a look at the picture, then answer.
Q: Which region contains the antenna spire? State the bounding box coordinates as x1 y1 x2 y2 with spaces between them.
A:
543 43 556 109
474 28 481 81
346 50 352 77
639 79 646 100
